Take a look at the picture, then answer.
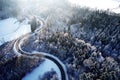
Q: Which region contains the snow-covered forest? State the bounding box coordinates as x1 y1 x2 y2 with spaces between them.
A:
0 0 120 80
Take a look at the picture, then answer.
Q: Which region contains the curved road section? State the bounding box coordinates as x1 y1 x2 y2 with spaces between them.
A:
13 17 68 80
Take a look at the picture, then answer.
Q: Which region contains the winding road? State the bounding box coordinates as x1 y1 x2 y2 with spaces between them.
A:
13 17 68 80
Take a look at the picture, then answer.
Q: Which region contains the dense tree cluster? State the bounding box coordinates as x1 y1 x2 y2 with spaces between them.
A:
42 6 120 62
39 69 58 80
68 10 120 60
0 40 43 80
22 32 120 80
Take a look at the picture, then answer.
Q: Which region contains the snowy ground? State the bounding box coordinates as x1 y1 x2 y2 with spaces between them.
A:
22 58 61 80
0 17 62 80
0 18 31 46
68 0 120 13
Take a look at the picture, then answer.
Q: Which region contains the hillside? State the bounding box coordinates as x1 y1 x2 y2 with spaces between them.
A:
0 0 120 80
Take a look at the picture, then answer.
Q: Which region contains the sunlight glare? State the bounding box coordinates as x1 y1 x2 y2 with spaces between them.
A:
68 0 120 10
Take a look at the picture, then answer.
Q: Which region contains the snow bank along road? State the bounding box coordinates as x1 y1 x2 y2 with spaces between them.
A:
13 17 68 80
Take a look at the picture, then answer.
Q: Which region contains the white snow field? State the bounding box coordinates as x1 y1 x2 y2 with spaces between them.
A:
68 0 120 13
22 58 61 80
0 18 31 46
